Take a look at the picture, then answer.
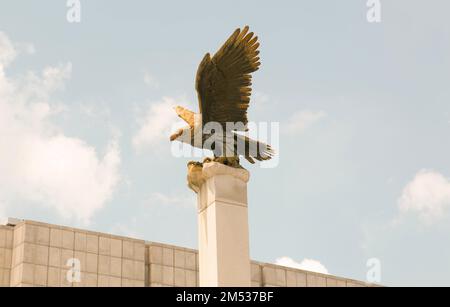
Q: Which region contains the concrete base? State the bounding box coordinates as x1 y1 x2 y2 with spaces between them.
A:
188 162 251 287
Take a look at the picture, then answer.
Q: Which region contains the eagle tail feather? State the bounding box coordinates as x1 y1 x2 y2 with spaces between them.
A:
233 133 274 163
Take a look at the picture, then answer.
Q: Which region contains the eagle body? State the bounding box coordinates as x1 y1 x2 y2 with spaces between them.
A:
170 26 274 164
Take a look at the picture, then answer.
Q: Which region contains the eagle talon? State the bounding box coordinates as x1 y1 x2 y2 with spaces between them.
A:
210 156 242 168
187 161 203 168
203 157 213 164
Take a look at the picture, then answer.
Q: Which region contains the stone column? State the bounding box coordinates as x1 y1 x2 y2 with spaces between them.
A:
188 162 251 287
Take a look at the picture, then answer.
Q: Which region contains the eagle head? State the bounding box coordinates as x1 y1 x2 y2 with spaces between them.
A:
170 128 184 142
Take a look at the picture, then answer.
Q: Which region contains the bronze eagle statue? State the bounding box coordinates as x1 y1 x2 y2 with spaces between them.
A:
170 26 274 165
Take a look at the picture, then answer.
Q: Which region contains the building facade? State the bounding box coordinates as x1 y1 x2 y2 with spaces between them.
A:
0 219 372 287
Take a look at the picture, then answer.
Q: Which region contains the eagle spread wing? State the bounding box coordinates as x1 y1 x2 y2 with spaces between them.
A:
195 26 260 131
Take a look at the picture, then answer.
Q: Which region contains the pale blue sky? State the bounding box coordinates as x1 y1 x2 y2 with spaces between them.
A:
1 0 450 286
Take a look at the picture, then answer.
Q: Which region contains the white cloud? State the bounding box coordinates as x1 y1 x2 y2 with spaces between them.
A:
149 192 195 209
275 256 329 275
15 42 36 55
0 208 7 225
0 32 121 225
284 110 326 134
143 71 160 89
0 32 16 67
0 32 35 69
398 170 450 224
133 96 190 152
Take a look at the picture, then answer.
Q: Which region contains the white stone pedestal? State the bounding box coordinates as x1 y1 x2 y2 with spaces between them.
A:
188 162 251 287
